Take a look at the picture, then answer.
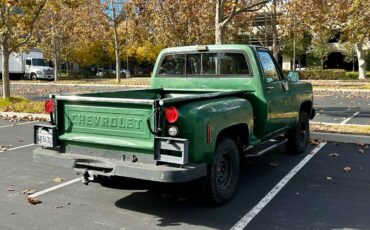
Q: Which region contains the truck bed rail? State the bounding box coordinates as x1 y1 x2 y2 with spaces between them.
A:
55 95 155 105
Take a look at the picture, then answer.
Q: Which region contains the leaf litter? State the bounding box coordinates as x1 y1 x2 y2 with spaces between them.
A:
343 167 352 173
27 197 42 205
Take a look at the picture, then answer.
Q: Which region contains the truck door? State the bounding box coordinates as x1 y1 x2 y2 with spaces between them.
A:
25 59 32 78
257 50 290 135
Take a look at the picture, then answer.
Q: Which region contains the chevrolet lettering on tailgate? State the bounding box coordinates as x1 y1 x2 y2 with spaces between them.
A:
69 113 143 130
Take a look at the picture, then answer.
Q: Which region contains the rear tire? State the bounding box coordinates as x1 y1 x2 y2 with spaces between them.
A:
202 138 240 205
286 111 309 154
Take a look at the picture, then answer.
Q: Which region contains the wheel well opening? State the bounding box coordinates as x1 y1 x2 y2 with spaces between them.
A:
217 124 249 153
300 101 312 115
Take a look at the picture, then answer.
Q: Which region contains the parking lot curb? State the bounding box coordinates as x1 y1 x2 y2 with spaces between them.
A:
311 132 370 144
10 82 149 88
313 88 370 93
0 112 48 120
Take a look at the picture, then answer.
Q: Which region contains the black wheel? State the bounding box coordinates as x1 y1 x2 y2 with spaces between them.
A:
286 111 309 154
31 73 37 80
202 138 240 205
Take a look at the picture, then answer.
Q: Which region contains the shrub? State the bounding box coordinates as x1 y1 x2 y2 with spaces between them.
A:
0 97 44 113
283 69 369 80
345 71 370 80
298 69 348 80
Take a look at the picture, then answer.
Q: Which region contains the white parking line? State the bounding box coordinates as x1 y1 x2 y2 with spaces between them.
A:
0 121 35 129
231 142 327 230
340 111 360 125
28 177 82 198
7 143 35 151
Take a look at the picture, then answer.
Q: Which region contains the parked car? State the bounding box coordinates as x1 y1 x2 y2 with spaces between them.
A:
33 45 315 205
112 68 131 78
96 68 113 77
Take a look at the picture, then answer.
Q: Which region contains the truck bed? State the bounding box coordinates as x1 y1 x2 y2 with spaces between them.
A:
54 88 253 151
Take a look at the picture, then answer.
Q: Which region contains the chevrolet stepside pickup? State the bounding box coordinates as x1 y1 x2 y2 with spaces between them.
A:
33 45 315 205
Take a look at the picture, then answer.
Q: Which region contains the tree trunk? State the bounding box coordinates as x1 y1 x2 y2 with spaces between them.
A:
215 2 225 45
352 61 355 72
271 0 279 61
113 23 121 82
53 57 59 81
321 59 324 70
355 42 366 80
67 62 71 78
215 24 225 45
2 47 10 99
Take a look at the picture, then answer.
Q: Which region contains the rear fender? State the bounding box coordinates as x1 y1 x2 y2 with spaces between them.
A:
176 97 253 164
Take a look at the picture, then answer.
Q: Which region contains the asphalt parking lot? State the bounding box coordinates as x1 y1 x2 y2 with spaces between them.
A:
313 90 370 125
1 120 369 230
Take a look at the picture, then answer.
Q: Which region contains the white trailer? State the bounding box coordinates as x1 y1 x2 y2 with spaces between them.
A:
0 49 54 80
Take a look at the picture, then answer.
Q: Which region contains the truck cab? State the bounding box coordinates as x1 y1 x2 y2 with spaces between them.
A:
33 45 315 205
25 58 54 80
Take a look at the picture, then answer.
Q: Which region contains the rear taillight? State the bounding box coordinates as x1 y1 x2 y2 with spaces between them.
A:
164 106 179 123
45 99 55 113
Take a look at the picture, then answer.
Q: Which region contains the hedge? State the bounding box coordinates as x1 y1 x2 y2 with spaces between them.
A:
298 69 348 80
283 69 361 80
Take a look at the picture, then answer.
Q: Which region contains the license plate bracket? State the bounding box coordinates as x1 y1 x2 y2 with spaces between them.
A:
154 137 188 165
34 124 58 148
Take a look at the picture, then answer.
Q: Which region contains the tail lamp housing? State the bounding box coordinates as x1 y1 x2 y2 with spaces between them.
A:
164 106 179 124
45 99 55 124
45 99 55 113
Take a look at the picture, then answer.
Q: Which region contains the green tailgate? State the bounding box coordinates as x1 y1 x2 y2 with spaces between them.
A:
58 102 154 151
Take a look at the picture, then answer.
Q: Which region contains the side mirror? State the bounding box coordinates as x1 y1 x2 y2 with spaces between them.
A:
266 77 274 83
287 71 299 82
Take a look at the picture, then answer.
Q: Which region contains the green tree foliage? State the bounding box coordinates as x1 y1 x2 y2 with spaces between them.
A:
0 0 46 98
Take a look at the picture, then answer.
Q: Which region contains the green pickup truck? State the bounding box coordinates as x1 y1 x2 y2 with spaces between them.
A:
34 45 315 205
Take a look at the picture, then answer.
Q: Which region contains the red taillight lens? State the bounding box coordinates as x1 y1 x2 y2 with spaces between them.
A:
164 106 179 123
45 99 55 113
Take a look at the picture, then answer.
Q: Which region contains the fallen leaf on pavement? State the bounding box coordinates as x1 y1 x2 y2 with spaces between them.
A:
6 186 15 192
0 146 8 152
22 189 36 195
55 202 70 209
343 167 352 173
161 193 172 199
269 161 280 167
27 197 42 205
309 139 321 146
53 177 64 183
358 149 365 154
177 197 187 202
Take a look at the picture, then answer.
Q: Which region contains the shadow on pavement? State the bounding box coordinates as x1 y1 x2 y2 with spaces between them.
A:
111 146 314 229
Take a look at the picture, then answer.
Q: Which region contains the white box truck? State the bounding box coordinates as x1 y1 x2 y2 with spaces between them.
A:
0 49 54 80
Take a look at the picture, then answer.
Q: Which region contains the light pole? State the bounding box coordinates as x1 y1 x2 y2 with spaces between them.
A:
125 13 130 78
292 16 296 71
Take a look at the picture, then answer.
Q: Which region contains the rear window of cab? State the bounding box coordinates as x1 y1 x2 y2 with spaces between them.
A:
158 52 251 77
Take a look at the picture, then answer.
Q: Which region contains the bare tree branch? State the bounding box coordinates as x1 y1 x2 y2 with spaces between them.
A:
221 0 239 27
223 0 269 22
